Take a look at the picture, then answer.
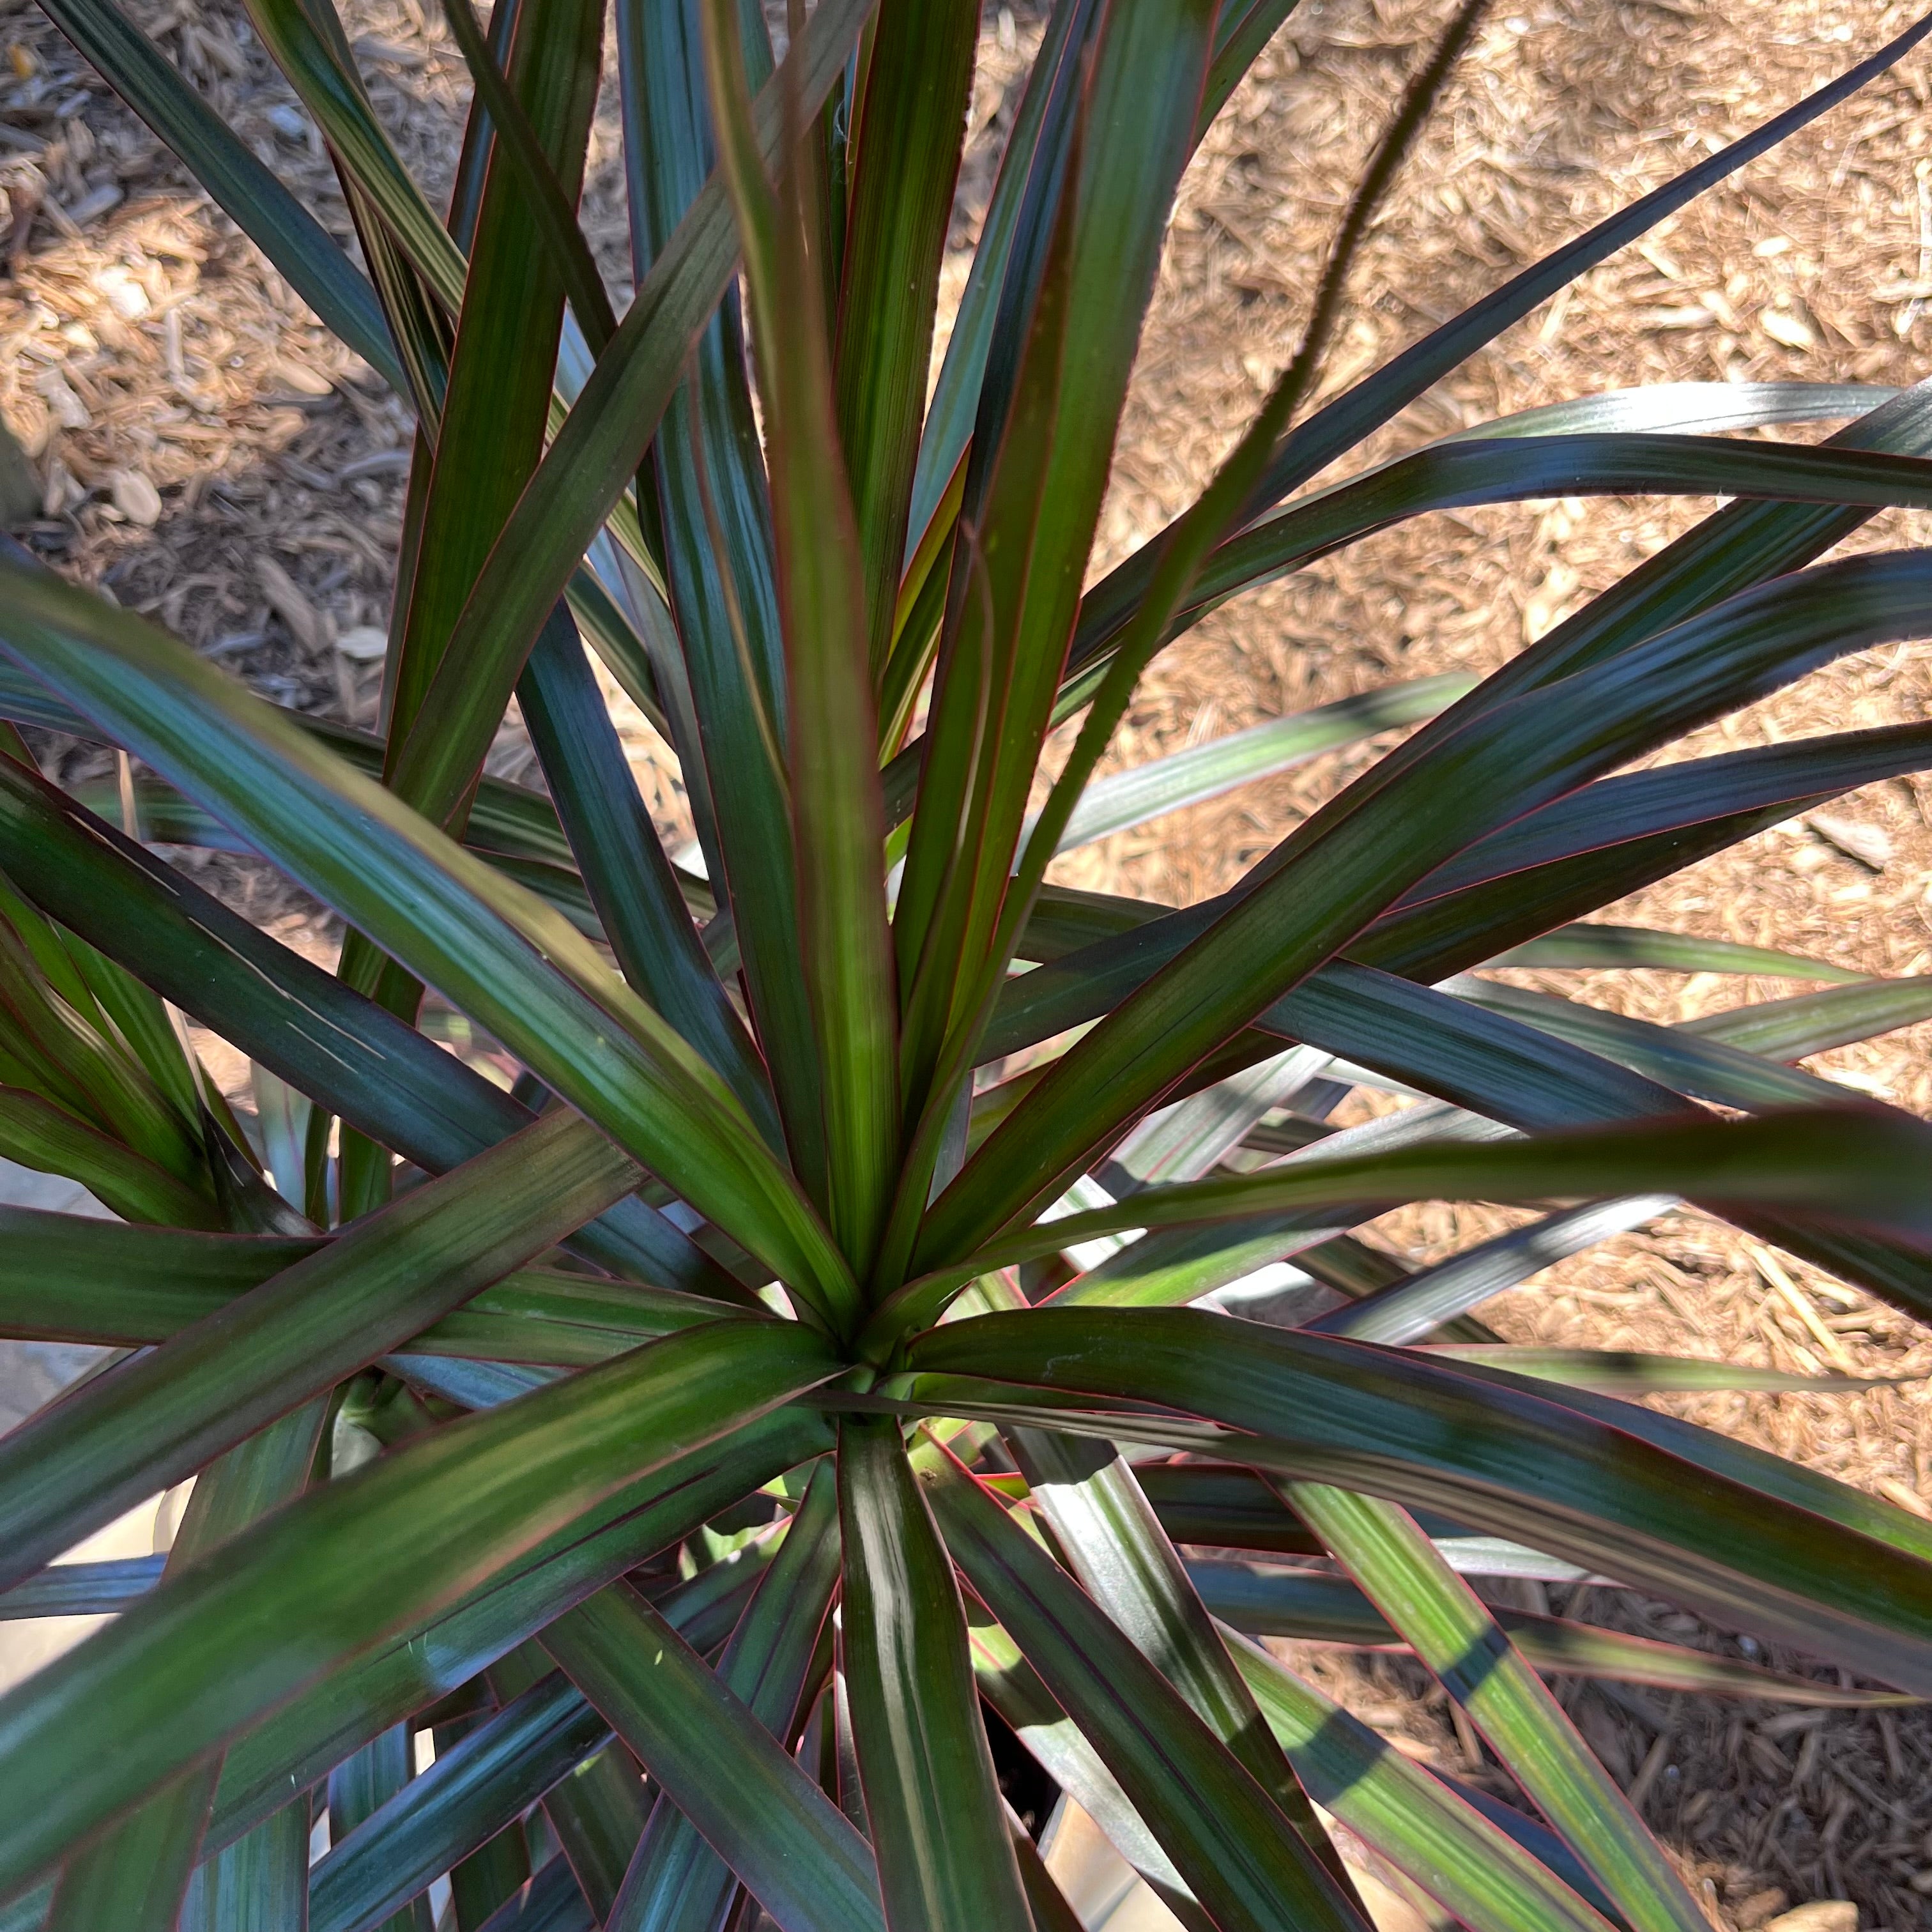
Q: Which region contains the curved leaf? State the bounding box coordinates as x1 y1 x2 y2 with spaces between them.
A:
925 1446 1370 1932
930 551 1932 1260
543 1581 885 1932
905 1308 1932 1696
1486 924 1862 981
1191 1558 1917 1703
0 562 855 1322
0 1108 638 1591
1683 975 1932 1058
0 1321 840 1897
310 1673 610 1932
0 745 727 1295
838 1416 1032 1932
1077 433 1932 681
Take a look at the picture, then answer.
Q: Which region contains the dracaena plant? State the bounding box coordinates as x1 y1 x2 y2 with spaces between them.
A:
9 0 1932 1928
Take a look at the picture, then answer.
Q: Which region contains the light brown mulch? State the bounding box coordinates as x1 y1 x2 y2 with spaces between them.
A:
6 0 1932 1920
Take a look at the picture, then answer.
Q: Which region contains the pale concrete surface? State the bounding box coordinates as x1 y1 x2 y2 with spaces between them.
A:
0 1158 181 1695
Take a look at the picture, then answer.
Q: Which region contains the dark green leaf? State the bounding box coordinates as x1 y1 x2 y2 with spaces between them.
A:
0 1107 638 1591
906 1309 1932 1696
543 1579 885 1932
0 1321 840 1896
519 610 777 1139
705 0 902 1271
608 1459 840 1932
36 0 400 385
0 565 855 1319
1484 924 1862 981
1191 1558 1917 1703
924 1445 1369 1932
310 1673 610 1932
208 1409 828 1855
838 1416 1031 1932
0 750 723 1292
929 552 1932 1257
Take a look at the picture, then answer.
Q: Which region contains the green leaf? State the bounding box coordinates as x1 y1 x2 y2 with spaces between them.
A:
0 1085 216 1229
0 1321 839 1896
207 1409 827 1856
1483 924 1863 981
608 1460 840 1932
1192 1557 1917 1703
1052 675 1476 855
329 1728 436 1932
1683 975 1932 1058
924 1445 1370 1932
619 0 831 1199
383 0 605 820
1225 1626 1623 1932
928 551 1932 1257
1199 0 1303 134
834 0 979 677
901 0 1097 549
542 1579 885 1932
35 0 401 387
963 1609 1205 1922
1072 432 1932 692
236 0 466 313
42 1767 214 1932
1245 16 1932 511
519 611 777 1139
893 0 1218 1134
705 0 902 1271
1309 1199 1674 1346
310 1673 610 1932
905 1308 1932 1696
434 0 617 352
0 564 855 1321
1445 976 1875 1111
838 1416 1032 1932
0 1208 755 1360
473 1860 593 1931
167 1402 334 1932
411 0 877 855
0 1107 638 1591
933 1106 1932 1282
1139 1463 1323 1558
996 717 1932 1050
0 747 722 1292
998 1423 1349 1887
1287 1483 1706 1932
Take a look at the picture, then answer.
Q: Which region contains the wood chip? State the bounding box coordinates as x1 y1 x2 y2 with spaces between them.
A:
1762 1905 1857 1932
256 555 326 652
269 355 335 398
109 466 159 526
334 624 388 661
1806 813 1892 871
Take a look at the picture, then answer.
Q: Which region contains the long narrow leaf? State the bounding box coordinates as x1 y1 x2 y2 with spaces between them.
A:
926 1445 1369 1932
0 564 856 1321
0 1322 839 1896
838 1416 1032 1931
544 1582 885 1932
